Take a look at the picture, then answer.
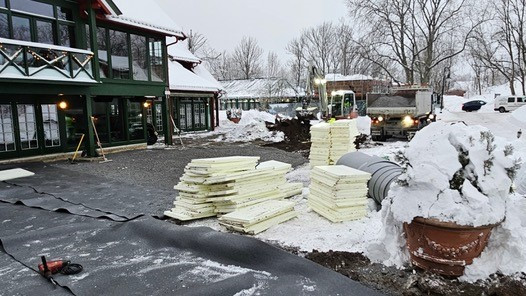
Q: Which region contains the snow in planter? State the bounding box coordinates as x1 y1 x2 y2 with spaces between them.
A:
367 121 525 281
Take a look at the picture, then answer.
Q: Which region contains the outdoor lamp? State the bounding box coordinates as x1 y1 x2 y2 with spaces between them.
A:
143 102 151 108
58 101 68 110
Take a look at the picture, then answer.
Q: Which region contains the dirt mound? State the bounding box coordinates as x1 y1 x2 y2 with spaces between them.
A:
306 250 526 296
264 118 311 157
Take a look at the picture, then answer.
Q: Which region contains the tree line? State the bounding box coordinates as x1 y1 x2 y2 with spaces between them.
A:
187 0 526 95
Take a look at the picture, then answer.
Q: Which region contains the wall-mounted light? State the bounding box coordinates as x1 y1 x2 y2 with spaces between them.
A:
143 102 151 108
58 101 68 110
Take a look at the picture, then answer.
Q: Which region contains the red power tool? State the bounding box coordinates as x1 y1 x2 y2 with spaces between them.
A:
38 256 83 284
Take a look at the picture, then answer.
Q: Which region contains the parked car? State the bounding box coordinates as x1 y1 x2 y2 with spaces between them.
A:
462 100 487 112
494 95 526 113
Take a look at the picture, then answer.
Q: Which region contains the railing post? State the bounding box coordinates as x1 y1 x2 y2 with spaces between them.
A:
22 47 29 76
68 52 74 78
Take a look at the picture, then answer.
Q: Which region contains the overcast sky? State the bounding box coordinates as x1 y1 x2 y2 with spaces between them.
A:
157 0 348 61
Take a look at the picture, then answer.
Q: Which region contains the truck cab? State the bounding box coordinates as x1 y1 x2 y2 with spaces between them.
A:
367 87 436 141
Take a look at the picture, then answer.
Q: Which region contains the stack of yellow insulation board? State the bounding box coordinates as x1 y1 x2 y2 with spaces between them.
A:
219 200 297 234
164 156 260 221
308 165 371 222
329 120 359 164
164 157 303 221
309 122 331 166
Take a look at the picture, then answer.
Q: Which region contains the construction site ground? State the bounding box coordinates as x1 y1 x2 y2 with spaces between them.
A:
2 135 525 295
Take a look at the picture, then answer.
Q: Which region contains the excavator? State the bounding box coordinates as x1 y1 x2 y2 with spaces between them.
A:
296 64 358 121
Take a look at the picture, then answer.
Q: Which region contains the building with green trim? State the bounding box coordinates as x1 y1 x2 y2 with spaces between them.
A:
0 0 187 161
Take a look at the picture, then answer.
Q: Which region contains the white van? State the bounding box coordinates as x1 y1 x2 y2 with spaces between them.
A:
494 95 526 112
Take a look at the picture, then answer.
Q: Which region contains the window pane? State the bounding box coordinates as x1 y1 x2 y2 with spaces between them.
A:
155 104 163 132
130 34 148 81
59 24 75 47
0 0 6 8
110 30 129 79
0 13 8 38
17 104 38 150
36 20 54 45
41 104 61 147
57 7 73 21
128 101 144 140
149 39 164 82
12 16 31 41
508 98 515 103
11 0 54 17
0 104 16 153
109 99 125 141
92 100 109 143
97 27 108 78
85 24 91 50
64 99 85 148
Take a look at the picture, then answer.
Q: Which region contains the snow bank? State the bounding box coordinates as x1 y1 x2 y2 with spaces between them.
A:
367 122 523 281
512 105 526 124
356 116 371 135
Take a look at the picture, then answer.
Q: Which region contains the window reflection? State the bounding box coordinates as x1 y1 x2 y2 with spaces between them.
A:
11 0 54 17
0 13 8 38
110 30 130 79
12 16 31 41
36 20 54 45
97 27 109 78
57 7 73 21
128 101 144 140
0 0 5 8
131 34 148 81
59 24 75 47
149 39 164 82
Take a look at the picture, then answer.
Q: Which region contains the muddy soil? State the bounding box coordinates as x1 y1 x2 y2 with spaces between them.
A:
306 250 526 296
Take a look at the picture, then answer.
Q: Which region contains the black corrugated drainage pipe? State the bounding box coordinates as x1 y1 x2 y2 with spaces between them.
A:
336 152 402 205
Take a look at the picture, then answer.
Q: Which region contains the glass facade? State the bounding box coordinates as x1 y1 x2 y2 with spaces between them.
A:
110 30 130 79
1 0 77 48
175 98 210 132
131 34 148 81
109 99 125 142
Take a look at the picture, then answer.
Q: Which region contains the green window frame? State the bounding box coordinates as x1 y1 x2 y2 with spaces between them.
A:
0 0 78 48
95 25 166 83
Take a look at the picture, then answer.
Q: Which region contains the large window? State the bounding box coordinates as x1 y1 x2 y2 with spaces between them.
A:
131 34 148 81
128 101 143 140
41 104 60 147
17 104 38 150
1 0 77 47
97 26 166 82
110 30 130 79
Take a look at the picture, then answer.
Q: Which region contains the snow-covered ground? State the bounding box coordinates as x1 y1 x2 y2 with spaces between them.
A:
182 89 526 283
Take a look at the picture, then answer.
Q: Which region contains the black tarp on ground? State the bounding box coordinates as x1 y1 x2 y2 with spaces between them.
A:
0 203 383 295
0 162 170 219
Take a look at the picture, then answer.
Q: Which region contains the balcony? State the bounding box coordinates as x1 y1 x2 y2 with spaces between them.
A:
0 38 97 84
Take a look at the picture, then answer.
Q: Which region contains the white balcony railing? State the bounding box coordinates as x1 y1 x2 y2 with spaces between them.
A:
0 38 97 83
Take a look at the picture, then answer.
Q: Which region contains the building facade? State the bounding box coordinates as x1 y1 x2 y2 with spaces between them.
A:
0 0 183 161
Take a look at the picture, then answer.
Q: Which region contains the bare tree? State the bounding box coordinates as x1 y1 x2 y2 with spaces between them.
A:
286 36 307 88
186 30 207 56
232 36 263 79
266 51 283 78
348 0 484 85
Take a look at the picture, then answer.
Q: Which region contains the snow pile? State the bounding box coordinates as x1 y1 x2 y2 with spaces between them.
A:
356 116 371 135
462 193 526 281
367 122 522 280
213 110 284 143
512 105 526 124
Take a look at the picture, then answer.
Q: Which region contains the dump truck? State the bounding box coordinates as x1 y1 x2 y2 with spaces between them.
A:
366 87 437 141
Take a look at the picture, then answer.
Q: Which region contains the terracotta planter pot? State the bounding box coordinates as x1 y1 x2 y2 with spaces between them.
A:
403 217 499 276
229 118 241 124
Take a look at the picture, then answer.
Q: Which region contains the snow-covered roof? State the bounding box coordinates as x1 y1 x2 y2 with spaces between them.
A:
167 38 201 63
193 63 224 91
106 0 184 38
169 60 221 93
221 78 304 100
325 73 375 82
